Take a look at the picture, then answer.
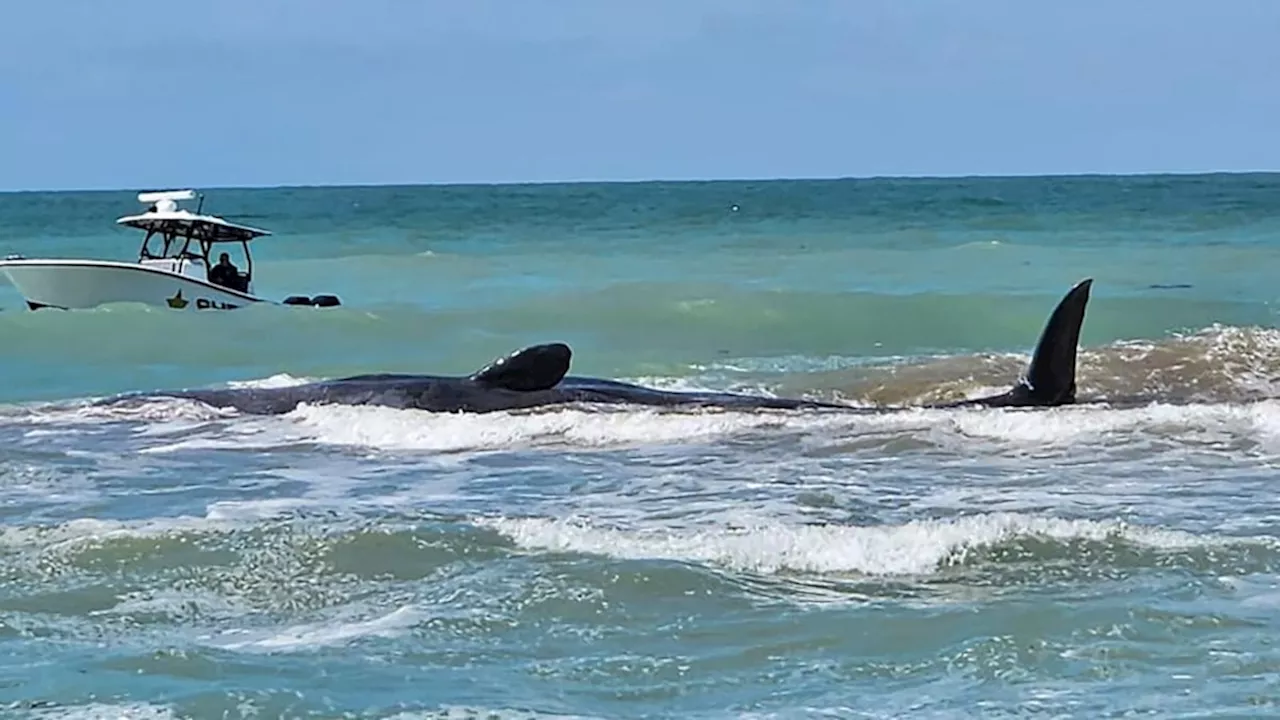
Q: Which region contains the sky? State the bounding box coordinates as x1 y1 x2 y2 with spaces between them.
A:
2 0 1279 191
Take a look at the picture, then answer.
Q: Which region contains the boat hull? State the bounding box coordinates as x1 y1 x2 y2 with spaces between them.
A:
0 259 268 311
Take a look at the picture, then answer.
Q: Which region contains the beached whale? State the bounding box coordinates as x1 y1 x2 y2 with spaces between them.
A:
115 278 1093 415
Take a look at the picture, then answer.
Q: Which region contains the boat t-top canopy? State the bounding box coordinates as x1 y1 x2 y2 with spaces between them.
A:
116 190 272 243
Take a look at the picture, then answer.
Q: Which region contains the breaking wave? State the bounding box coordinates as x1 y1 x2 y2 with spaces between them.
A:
4 511 1276 597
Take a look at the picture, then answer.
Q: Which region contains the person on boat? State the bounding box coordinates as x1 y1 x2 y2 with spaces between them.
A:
208 252 241 290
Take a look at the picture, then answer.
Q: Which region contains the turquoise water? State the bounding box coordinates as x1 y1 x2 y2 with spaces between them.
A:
2 174 1280 717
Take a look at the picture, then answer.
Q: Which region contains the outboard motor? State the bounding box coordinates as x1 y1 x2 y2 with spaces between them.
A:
281 294 342 308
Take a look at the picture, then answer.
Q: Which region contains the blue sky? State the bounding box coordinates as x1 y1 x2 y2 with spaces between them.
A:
2 0 1278 190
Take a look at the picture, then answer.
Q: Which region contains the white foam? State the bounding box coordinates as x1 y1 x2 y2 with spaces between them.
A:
1221 575 1280 604
0 375 307 429
21 702 179 720
8 397 234 426
619 375 731 392
199 461 416 520
277 403 928 454
206 604 422 653
945 399 1280 448
282 402 835 452
224 373 316 389
0 515 240 553
383 709 602 720
480 512 1236 577
136 416 287 455
203 496 319 521
94 587 246 623
268 398 1280 457
0 463 101 508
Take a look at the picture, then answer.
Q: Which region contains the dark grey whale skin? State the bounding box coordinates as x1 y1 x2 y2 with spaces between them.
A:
111 279 1094 416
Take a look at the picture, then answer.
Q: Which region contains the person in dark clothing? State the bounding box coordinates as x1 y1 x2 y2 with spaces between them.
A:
208 252 240 290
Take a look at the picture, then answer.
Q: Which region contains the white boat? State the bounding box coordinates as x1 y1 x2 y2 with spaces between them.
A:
0 189 340 311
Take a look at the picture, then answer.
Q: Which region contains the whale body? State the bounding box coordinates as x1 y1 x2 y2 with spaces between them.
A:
118 279 1095 415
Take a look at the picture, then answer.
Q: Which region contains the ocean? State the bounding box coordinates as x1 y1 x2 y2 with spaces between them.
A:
1 173 1279 718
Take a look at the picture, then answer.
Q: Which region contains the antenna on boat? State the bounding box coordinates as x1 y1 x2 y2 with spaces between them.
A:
196 192 205 214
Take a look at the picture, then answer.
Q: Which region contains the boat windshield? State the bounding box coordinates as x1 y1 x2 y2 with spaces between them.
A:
136 222 256 293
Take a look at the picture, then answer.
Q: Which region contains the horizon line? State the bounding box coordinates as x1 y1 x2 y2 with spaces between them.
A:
3 167 1278 195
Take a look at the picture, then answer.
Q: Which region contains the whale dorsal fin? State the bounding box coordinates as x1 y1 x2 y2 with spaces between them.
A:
943 278 1093 409
469 343 572 392
998 278 1092 406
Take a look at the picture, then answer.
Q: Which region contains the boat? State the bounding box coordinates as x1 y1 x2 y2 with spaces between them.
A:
0 190 341 311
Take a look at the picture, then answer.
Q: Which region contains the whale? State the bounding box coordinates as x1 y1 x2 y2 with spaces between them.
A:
113 278 1094 416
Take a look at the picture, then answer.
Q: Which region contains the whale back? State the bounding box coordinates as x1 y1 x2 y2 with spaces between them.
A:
469 342 572 392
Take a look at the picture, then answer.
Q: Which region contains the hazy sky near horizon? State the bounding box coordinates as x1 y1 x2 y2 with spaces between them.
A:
2 0 1278 191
